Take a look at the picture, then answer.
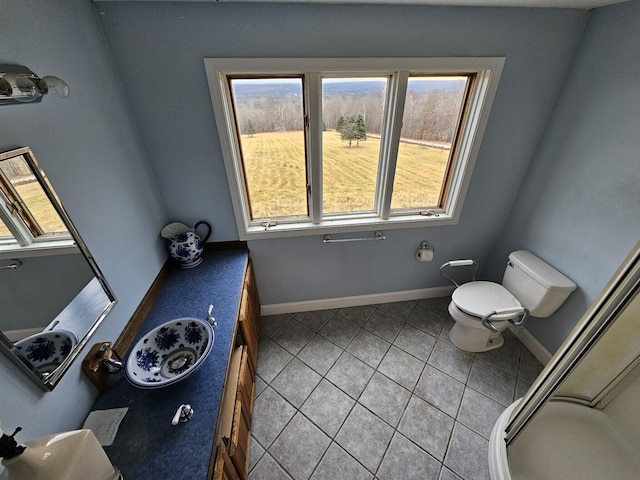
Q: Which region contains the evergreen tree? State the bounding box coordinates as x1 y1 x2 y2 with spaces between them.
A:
355 114 367 147
243 119 256 137
339 116 358 148
338 115 367 148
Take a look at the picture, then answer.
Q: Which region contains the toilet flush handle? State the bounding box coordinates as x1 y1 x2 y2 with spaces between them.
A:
481 307 527 333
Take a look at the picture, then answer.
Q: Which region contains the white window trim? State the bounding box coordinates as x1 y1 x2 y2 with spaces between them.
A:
204 57 504 240
0 162 74 257
0 239 79 259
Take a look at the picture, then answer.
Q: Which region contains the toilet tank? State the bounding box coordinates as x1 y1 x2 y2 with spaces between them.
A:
502 250 577 317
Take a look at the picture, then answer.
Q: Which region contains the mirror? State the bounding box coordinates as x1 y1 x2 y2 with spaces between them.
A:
0 146 116 391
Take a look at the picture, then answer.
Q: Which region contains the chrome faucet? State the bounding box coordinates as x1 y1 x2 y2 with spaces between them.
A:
99 343 124 373
103 356 124 373
171 404 194 425
206 304 217 329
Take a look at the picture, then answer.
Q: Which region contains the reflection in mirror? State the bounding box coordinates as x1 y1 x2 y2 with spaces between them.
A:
0 147 116 391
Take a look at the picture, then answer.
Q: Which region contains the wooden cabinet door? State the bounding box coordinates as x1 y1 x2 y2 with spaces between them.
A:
229 396 251 479
212 443 241 480
214 260 259 480
237 347 255 419
239 260 260 371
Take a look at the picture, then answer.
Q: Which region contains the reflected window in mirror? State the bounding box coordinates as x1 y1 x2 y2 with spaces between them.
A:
0 149 76 255
0 152 70 245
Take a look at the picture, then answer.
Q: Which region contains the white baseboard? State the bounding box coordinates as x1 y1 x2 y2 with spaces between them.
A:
508 325 552 365
260 286 455 317
261 288 552 366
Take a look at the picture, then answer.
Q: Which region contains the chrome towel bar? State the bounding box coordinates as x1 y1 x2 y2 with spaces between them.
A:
322 231 385 243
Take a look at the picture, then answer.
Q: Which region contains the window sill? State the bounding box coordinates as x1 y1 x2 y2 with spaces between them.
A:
0 239 79 260
241 213 457 240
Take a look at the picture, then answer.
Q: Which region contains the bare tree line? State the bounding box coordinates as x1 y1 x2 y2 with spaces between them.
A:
235 87 465 144
401 89 465 143
0 157 33 180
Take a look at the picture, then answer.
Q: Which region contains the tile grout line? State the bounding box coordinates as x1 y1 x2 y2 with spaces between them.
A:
253 299 541 480
257 301 450 477
273 304 442 477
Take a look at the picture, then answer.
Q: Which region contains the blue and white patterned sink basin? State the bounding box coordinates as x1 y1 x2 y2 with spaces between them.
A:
14 330 78 375
125 318 214 389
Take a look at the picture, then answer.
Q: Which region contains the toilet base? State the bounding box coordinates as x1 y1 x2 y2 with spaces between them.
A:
449 322 504 352
448 302 508 353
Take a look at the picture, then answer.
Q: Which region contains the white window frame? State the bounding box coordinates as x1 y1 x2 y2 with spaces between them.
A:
0 196 76 257
204 57 504 240
0 147 76 258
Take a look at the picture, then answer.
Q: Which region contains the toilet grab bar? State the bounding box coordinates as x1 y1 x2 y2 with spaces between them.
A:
438 259 478 287
481 307 530 333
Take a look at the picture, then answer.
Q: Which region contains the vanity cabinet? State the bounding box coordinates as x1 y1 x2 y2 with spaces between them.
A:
213 260 259 480
91 250 260 480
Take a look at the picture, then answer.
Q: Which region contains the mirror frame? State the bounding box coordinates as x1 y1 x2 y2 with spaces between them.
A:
0 146 117 391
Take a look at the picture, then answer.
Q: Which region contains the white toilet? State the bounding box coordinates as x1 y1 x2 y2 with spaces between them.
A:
440 250 577 353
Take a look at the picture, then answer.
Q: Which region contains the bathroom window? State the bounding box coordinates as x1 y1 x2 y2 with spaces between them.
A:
205 57 504 239
0 151 71 251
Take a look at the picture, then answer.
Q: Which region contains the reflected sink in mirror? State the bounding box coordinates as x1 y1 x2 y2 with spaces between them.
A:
125 318 214 389
13 330 78 377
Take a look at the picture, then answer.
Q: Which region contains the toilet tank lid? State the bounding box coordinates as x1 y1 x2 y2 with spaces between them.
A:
509 250 577 291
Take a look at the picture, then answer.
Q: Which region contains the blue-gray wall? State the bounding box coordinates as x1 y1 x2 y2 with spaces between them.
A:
94 2 587 306
1 253 93 332
492 0 640 353
0 0 167 439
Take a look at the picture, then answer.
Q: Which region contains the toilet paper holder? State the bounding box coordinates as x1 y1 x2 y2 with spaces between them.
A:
416 241 435 261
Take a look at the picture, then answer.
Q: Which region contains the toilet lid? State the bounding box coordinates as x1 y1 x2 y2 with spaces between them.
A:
452 281 522 320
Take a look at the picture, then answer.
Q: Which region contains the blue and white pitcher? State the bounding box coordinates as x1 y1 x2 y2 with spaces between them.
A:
160 221 212 269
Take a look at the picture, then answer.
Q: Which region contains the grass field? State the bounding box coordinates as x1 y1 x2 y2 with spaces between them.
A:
0 181 67 238
240 130 450 219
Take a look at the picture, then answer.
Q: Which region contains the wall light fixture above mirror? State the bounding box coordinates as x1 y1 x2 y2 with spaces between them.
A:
0 147 116 391
0 65 69 105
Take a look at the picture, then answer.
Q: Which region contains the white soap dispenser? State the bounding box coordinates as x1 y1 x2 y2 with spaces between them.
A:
0 420 121 480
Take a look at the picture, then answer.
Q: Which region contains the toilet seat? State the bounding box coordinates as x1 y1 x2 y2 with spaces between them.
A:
452 281 522 321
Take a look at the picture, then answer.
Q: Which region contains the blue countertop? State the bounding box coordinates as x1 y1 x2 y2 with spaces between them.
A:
91 249 248 479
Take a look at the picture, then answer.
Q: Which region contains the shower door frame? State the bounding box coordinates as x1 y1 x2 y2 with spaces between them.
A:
503 241 640 446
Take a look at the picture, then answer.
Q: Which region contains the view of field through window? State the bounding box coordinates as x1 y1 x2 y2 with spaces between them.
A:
230 75 469 220
0 156 68 239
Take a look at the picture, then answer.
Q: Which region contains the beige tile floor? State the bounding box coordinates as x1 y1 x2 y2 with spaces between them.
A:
249 297 543 480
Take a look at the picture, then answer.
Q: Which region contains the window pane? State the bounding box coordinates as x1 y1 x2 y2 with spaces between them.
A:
322 77 387 215
0 155 67 236
0 217 11 238
230 78 307 220
391 75 470 211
